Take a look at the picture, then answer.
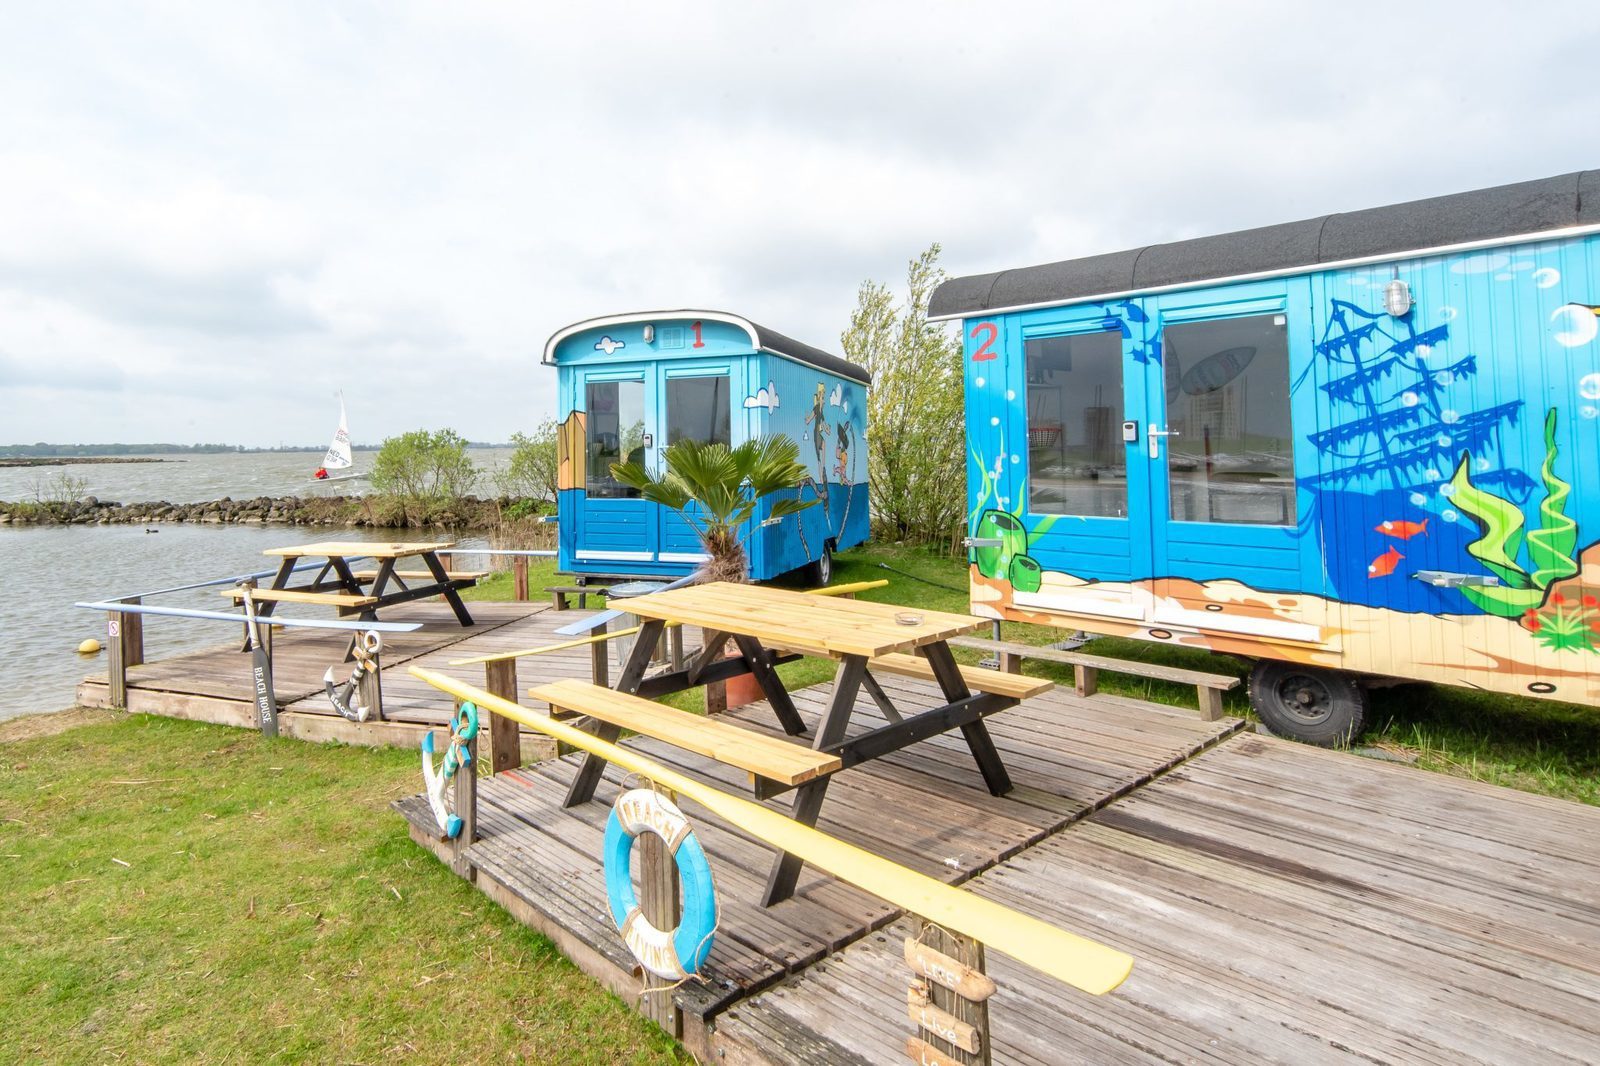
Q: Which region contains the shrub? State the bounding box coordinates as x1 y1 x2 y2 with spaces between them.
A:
370 429 477 523
497 421 560 503
30 471 89 506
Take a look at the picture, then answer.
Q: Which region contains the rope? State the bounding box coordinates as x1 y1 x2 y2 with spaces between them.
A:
875 562 967 594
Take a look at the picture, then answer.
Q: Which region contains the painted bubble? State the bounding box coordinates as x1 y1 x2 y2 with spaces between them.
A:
1450 252 1509 275
1440 409 1460 424
1433 370 1454 386
989 416 999 426
1401 391 1420 407
1475 457 1491 472
1438 306 1458 322
1415 344 1432 359
1010 454 1020 464
1005 389 1016 401
1436 434 1453 448
1532 267 1560 289
1443 509 1458 523
1424 468 1441 482
1552 305 1599 348
974 376 985 388
1439 483 1456 498
1583 406 1599 420
1578 373 1600 400
1409 492 1428 506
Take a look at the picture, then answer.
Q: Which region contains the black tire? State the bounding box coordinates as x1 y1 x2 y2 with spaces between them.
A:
806 545 834 587
1248 660 1368 747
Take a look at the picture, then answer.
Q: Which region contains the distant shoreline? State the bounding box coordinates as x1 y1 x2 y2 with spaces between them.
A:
0 456 174 468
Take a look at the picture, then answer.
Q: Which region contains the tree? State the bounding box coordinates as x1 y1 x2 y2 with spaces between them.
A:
611 435 816 583
370 428 477 522
842 243 965 549
498 420 560 504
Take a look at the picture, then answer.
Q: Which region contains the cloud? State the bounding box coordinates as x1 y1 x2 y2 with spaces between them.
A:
743 382 780 411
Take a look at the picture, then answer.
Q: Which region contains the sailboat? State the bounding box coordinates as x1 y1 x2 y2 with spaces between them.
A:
311 392 368 484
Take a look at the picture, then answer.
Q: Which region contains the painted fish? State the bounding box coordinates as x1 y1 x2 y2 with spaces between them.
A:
1377 518 1429 540
1368 546 1404 578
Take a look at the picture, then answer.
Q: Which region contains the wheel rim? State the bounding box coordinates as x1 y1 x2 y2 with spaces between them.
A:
818 551 832 584
1270 672 1336 726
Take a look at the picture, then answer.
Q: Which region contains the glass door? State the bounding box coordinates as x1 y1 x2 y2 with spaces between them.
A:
656 369 732 564
1143 280 1323 642
575 368 655 566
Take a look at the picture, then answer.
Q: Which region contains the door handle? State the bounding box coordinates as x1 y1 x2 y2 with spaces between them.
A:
1147 423 1180 459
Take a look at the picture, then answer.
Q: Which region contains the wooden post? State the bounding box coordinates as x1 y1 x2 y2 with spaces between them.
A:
590 618 610 688
701 627 726 716
906 924 992 1066
483 658 526 772
450 702 477 878
639 790 681 1038
1197 685 1224 721
106 596 147 708
1074 664 1099 697
992 622 1020 674
511 555 529 601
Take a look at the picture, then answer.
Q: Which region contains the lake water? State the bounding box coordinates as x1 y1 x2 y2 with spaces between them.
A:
0 449 517 721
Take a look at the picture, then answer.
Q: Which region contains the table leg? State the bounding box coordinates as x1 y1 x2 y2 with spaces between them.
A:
923 641 1012 796
563 618 664 808
860 669 903 723
422 552 475 626
762 655 866 905
731 634 806 736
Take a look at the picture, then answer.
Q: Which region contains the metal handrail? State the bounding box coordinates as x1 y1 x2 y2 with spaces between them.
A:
75 599 422 633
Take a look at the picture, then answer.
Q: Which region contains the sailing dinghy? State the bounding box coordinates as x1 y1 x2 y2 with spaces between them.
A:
312 392 368 483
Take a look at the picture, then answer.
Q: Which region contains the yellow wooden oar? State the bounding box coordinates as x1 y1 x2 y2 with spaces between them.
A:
407 665 1134 995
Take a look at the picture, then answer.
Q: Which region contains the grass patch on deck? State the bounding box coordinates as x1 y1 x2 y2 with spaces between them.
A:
0 714 687 1065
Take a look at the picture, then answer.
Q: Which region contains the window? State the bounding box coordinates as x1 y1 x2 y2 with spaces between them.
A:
585 379 645 497
666 375 730 447
1161 314 1294 525
1025 331 1126 517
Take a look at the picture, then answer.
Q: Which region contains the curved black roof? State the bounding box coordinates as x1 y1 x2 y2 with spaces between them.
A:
930 170 1600 319
543 310 869 385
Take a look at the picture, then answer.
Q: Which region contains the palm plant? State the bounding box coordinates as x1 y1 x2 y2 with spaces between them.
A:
611 434 817 583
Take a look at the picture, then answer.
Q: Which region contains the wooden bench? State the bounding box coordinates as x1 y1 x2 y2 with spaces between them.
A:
546 585 610 610
869 652 1055 701
351 568 488 582
948 635 1240 720
528 678 840 787
222 588 378 608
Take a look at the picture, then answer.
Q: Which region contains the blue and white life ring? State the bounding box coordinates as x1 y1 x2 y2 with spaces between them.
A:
603 788 718 981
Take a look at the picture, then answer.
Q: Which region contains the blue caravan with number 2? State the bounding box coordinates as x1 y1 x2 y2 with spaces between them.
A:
544 311 870 584
933 171 1600 745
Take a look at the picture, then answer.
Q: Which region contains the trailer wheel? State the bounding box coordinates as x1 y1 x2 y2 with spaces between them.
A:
1247 661 1367 747
806 544 834 587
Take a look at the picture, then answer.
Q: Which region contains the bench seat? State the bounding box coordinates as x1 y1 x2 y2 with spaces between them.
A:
351 569 487 581
222 588 378 608
527 678 840 787
869 652 1055 701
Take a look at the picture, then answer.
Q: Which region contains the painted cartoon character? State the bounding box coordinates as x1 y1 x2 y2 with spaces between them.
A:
804 382 830 481
833 418 854 483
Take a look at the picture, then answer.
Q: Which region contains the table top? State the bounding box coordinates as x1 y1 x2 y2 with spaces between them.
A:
621 581 983 659
263 540 456 559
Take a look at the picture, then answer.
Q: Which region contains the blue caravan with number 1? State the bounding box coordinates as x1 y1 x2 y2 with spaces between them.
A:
544 311 870 584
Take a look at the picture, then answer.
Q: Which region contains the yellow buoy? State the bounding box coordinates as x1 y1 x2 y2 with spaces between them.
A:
78 638 102 655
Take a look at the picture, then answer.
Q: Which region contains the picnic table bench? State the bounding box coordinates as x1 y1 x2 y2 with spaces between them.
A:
533 581 1055 905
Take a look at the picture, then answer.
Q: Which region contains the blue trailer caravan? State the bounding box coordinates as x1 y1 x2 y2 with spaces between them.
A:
544 311 870 584
932 171 1600 744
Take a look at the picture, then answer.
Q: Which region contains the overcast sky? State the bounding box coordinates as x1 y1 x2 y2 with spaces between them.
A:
1 2 1595 446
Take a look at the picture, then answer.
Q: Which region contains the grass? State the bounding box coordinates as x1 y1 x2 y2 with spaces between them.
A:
0 714 687 1065
468 543 1600 805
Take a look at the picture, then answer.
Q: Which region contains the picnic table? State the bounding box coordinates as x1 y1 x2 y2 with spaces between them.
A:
531 581 1052 905
226 540 482 630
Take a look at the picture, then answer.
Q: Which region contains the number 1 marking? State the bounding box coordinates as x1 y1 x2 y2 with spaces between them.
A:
691 321 705 348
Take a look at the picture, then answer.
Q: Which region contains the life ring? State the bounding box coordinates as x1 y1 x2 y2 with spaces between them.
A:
603 788 717 981
421 701 478 839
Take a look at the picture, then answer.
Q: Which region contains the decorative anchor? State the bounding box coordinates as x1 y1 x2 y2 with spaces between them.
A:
323 630 382 722
421 701 479 839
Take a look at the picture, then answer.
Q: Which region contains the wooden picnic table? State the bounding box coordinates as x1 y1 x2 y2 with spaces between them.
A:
232 540 479 630
553 581 1052 905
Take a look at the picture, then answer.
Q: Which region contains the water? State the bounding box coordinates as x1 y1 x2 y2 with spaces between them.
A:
0 450 516 721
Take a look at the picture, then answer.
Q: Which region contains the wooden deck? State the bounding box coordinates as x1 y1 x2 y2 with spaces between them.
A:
78 600 1600 1062
713 733 1600 1064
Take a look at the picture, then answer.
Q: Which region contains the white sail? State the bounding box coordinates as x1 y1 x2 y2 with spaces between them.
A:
322 394 354 470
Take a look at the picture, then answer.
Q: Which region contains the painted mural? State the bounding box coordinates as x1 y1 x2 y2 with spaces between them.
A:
963 234 1600 705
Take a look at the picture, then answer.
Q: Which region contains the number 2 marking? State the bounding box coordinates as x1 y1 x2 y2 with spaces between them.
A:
970 322 998 361
691 321 705 348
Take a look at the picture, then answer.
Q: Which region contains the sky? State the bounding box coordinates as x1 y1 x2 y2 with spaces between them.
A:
0 1 1596 447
